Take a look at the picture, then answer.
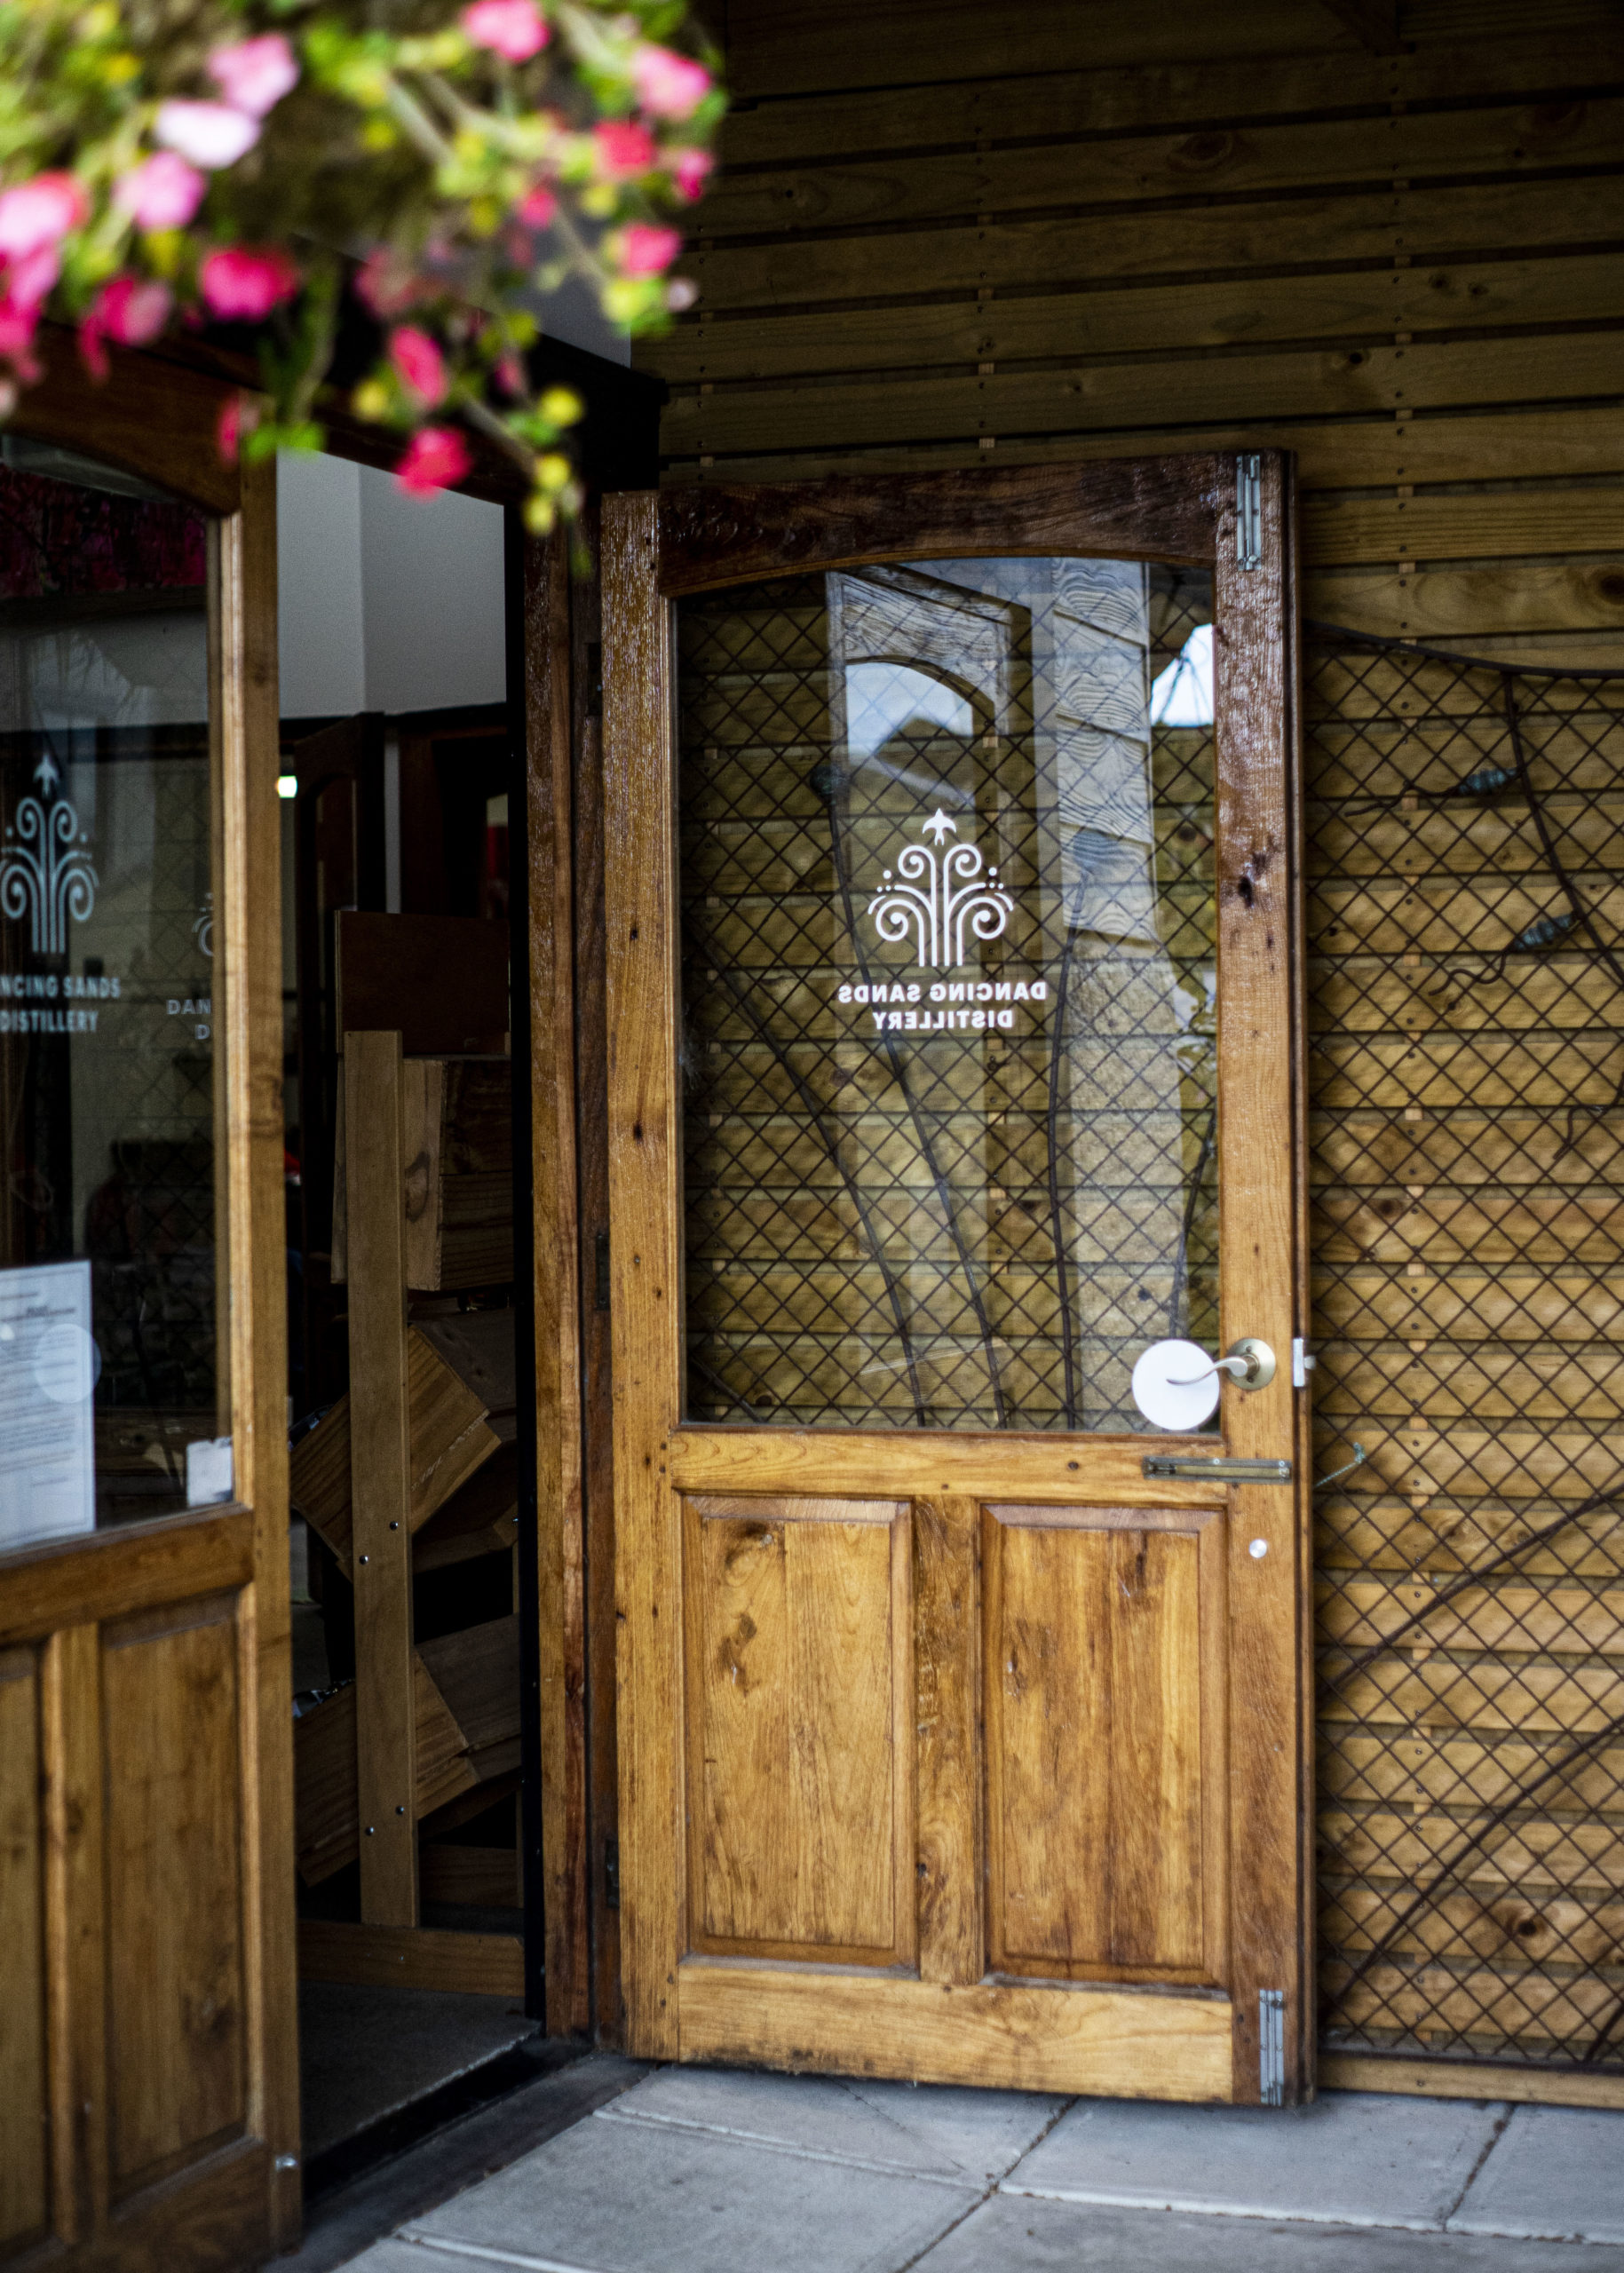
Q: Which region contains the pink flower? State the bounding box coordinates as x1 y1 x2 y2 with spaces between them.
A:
389 325 448 406
516 181 556 228
209 35 299 117
0 295 41 361
617 223 680 277
396 426 472 496
217 392 248 463
354 249 425 317
671 147 713 202
461 0 549 62
113 152 206 230
199 245 300 320
631 45 711 121
99 275 171 341
0 172 88 259
155 101 260 170
79 276 173 378
594 121 655 179
4 244 59 311
495 351 523 394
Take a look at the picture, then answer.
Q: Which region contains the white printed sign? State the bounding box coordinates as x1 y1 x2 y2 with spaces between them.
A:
0 1258 98 1551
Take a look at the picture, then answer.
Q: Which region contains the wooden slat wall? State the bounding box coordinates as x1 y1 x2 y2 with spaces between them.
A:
654 1 1624 675
635 0 1624 2095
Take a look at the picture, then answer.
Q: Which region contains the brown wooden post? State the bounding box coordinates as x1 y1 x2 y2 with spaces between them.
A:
345 1030 417 1926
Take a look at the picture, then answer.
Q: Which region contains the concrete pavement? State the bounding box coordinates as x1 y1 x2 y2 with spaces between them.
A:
327 2063 1624 2271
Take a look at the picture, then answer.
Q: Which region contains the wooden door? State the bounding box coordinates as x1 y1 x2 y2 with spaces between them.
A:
0 345 297 2266
602 456 1311 2106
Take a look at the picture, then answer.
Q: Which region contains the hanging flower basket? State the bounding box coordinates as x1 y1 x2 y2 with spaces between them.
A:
0 0 722 524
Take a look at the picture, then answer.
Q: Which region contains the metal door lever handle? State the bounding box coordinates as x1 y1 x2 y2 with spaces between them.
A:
1170 1354 1250 1384
1168 1336 1277 1392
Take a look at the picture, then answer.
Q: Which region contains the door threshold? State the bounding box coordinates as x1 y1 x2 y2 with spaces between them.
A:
304 2035 582 2203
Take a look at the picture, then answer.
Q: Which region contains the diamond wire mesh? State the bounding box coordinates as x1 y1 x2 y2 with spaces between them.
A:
676 564 1218 1433
1308 626 1624 2072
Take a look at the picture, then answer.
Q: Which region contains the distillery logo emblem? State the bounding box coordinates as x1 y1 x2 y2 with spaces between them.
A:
0 754 98 956
848 804 1045 1035
867 807 1012 968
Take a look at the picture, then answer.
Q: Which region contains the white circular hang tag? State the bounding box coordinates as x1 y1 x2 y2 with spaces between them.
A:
1131 1338 1221 1432
35 1322 100 1405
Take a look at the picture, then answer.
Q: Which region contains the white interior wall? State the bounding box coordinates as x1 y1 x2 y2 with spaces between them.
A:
357 470 505 716
277 452 365 717
276 281 623 720
276 454 507 719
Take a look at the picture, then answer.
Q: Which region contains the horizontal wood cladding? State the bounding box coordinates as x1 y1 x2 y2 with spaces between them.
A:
722 30 1624 154
662 337 1624 471
648 28 1624 551
701 99 1624 243
724 0 1363 98
656 256 1624 389
683 178 1624 318
725 0 1624 102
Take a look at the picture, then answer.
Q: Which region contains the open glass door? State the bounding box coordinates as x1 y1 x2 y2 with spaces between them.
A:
603 456 1309 2107
0 371 294 2262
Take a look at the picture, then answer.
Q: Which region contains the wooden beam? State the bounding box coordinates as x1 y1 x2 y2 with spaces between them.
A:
526 526 591 2038
1318 0 1403 51
1321 2055 1624 2111
345 1031 418 1928
297 1921 524 1996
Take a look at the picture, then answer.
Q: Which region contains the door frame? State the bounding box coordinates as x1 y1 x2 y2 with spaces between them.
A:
0 336 297 2261
601 454 1314 2103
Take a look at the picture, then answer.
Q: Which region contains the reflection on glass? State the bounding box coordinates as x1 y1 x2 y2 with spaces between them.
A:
0 441 219 1542
678 557 1217 1432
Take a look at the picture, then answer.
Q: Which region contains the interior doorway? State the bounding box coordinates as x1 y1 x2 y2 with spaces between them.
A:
274 451 539 2187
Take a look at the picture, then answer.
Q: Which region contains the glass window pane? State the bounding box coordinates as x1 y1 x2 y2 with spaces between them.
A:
677 558 1217 1432
0 442 222 1541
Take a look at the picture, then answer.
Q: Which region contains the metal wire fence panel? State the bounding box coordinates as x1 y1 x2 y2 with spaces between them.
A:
676 561 1218 1432
1308 626 1624 2074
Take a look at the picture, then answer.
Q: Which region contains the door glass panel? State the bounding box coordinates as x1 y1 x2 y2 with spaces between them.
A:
677 558 1216 1432
0 441 222 1541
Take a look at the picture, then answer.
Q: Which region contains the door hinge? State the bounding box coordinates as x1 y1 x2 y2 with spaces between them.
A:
594 1228 611 1312
1237 453 1263 571
1142 1455 1292 1483
604 1837 620 1912
1259 1988 1286 2106
1292 1336 1316 1389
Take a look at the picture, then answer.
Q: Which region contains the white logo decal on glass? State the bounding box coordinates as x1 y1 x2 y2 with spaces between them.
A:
193 893 214 958
867 808 1013 969
0 754 98 955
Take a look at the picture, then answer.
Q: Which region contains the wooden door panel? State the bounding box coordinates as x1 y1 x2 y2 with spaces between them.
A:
984 1504 1225 1984
606 455 1307 2104
102 1596 247 2198
0 1644 46 2253
0 1512 265 2267
684 1494 912 1963
677 1965 1233 2102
